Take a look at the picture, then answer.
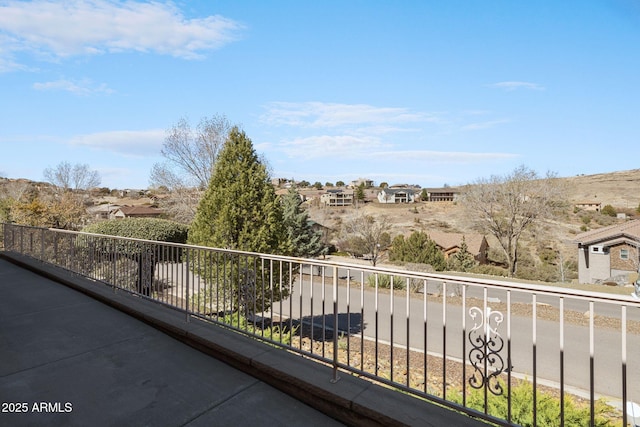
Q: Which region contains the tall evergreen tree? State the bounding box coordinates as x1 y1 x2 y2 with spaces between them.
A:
355 183 366 203
189 127 289 254
448 237 477 272
281 186 326 258
188 127 291 313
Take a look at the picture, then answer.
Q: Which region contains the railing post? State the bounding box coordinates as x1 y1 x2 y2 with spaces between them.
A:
185 249 190 323
331 265 340 383
40 227 45 261
112 240 117 293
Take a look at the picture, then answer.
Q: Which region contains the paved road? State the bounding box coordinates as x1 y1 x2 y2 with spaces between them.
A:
157 261 640 401
275 276 640 402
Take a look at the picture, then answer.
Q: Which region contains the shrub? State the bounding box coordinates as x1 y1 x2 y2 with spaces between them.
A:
450 380 615 426
218 313 297 345
595 215 616 226
82 217 188 243
601 204 617 217
471 264 509 277
389 231 446 271
366 273 405 290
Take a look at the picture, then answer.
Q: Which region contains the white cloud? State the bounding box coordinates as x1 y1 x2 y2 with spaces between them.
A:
488 81 545 91
370 150 518 163
0 0 244 66
68 129 164 157
260 101 518 168
261 102 441 128
279 135 389 159
276 135 517 164
33 78 113 96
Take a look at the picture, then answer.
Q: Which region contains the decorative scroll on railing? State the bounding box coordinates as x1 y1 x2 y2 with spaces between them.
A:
468 306 505 396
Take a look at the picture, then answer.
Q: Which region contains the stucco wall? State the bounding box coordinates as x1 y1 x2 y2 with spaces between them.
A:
578 247 611 284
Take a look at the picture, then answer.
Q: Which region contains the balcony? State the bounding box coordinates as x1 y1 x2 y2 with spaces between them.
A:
3 223 639 426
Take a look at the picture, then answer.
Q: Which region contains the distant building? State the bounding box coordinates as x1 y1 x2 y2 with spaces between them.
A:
350 178 374 188
320 189 354 207
574 201 602 212
573 219 640 284
87 204 119 221
428 231 489 264
377 188 416 204
111 206 165 219
422 188 460 202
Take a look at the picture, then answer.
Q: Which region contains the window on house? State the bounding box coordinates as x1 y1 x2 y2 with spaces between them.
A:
621 249 629 260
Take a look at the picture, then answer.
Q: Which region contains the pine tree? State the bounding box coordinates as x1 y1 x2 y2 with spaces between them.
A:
356 183 366 203
281 186 326 258
448 237 477 272
188 127 291 313
189 127 289 254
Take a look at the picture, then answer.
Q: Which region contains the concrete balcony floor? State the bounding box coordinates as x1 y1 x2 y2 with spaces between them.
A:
0 254 488 427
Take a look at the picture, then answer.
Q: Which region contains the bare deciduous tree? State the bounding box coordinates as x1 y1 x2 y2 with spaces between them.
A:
43 162 101 191
152 115 231 190
2 180 31 201
150 115 232 223
340 213 391 266
460 165 564 277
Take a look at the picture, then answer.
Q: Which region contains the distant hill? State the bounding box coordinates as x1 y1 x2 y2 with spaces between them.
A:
563 169 640 209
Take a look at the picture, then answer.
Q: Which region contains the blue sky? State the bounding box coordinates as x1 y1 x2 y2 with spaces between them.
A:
1 0 639 189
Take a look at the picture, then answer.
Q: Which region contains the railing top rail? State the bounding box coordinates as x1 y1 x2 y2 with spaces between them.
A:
5 222 640 306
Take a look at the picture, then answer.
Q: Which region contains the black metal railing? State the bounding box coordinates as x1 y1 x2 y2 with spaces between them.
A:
4 223 639 426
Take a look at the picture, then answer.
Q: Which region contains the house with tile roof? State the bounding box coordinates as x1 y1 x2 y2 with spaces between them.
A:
428 231 489 264
573 219 640 284
111 205 165 219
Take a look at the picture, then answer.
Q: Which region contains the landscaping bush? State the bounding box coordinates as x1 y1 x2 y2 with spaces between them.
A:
601 204 617 217
450 380 616 426
218 312 297 345
366 273 405 290
82 217 188 243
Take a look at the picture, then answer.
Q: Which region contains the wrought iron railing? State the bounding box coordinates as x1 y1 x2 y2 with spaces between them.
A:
4 223 640 426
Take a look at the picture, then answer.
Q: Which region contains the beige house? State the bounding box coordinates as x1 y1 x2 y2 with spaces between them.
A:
423 188 460 202
573 220 640 284
428 231 489 264
574 201 602 212
321 189 354 207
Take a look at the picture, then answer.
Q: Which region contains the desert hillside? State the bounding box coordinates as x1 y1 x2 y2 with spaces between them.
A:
563 169 640 209
305 169 640 276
